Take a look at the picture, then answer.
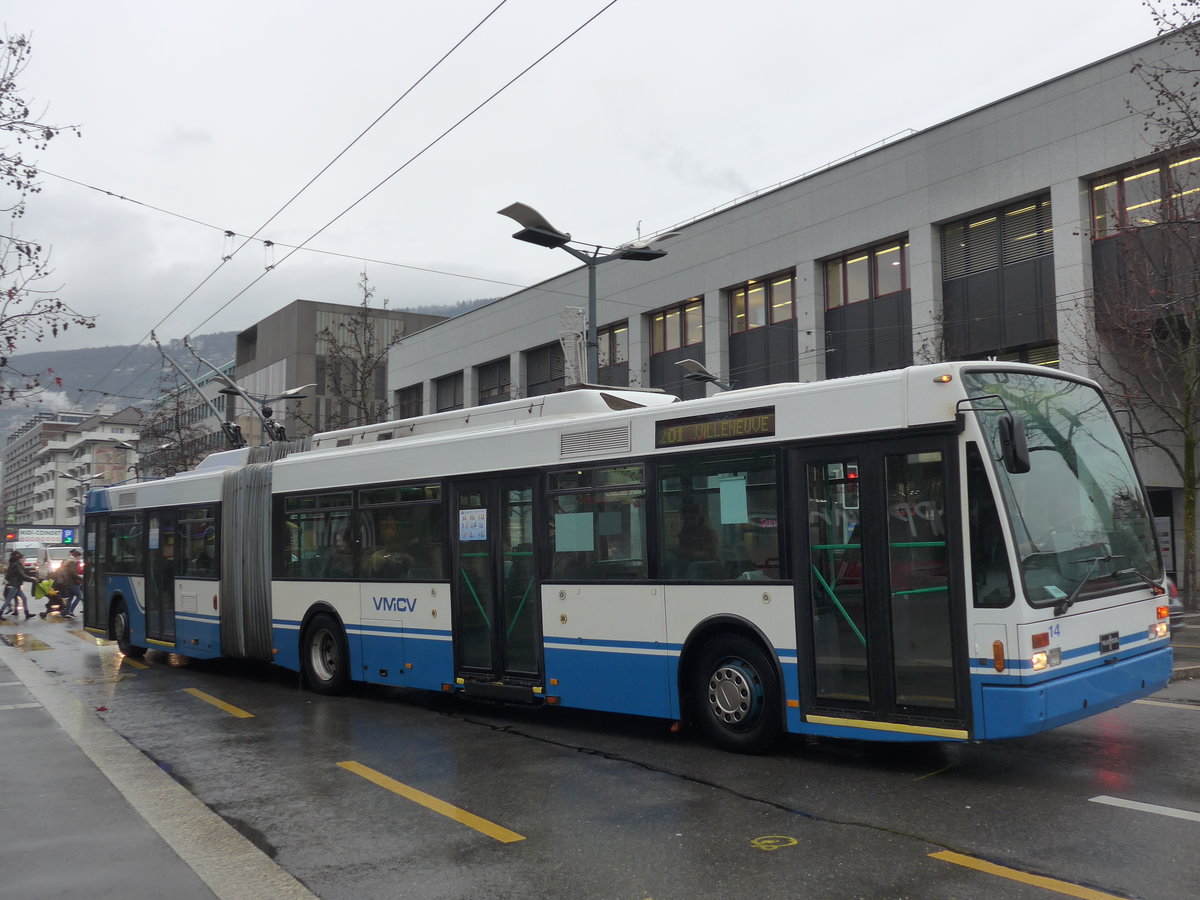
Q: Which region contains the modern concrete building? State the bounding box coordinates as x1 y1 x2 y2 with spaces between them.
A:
235 299 445 440
387 30 1196 581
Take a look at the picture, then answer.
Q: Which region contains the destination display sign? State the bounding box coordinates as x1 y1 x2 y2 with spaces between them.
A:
655 406 775 448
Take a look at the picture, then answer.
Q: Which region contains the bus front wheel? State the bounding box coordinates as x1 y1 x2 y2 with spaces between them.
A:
302 613 349 695
691 634 780 754
112 601 147 659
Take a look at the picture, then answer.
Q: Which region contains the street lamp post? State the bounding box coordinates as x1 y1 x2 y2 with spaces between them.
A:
499 203 676 384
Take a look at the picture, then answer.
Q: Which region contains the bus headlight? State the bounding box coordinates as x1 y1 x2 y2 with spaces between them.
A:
1150 621 1168 640
1032 651 1049 671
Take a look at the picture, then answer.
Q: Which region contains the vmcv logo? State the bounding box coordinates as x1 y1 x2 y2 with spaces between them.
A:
372 596 417 613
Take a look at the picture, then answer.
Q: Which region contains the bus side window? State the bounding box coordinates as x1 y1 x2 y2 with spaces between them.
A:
967 443 1014 607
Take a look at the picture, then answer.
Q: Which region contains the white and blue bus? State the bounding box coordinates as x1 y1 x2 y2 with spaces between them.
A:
82 362 1173 752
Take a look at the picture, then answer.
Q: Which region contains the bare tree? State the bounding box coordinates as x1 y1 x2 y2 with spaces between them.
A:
138 365 217 477
308 271 405 432
1080 6 1200 607
0 32 94 403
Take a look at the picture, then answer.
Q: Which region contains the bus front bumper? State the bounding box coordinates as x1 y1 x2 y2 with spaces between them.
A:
977 645 1173 739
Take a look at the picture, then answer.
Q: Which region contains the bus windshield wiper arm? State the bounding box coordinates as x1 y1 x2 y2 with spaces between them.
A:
1055 553 1124 617
1112 566 1166 596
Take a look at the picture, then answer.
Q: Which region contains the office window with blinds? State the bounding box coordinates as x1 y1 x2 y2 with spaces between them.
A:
434 372 463 412
942 196 1052 279
527 343 566 396
476 357 511 405
394 383 422 418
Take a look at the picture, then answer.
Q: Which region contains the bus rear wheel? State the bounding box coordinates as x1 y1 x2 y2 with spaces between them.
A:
112 601 147 659
302 613 349 695
691 634 780 754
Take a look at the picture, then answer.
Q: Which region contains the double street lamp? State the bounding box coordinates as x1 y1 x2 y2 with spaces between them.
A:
499 202 676 384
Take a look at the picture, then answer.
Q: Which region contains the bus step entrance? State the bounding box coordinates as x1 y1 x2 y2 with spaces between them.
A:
461 680 542 705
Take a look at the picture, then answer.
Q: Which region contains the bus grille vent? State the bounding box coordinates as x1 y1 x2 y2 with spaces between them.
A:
560 426 630 458
118 492 137 508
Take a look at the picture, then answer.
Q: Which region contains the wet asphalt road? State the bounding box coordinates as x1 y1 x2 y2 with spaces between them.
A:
3 618 1199 900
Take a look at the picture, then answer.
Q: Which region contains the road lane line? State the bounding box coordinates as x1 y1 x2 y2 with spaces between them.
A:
0 702 41 710
929 850 1125 899
182 687 255 718
121 658 149 670
1090 795 1200 822
338 760 525 844
1134 698 1200 711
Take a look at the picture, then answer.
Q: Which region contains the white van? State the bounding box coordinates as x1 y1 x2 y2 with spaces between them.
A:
7 541 50 579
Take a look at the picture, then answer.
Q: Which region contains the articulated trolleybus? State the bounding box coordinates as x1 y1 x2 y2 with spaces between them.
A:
82 362 1172 752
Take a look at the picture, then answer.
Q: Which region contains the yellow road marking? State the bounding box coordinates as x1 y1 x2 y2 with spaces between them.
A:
183 687 255 719
121 658 149 670
930 850 1126 899
915 763 954 781
0 634 52 651
338 760 525 843
69 630 113 645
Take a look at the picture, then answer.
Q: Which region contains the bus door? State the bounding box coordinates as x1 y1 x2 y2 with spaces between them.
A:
795 437 967 732
145 509 177 645
450 476 543 697
83 516 107 632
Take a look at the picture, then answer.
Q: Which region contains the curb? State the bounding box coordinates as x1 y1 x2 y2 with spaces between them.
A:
1170 665 1200 682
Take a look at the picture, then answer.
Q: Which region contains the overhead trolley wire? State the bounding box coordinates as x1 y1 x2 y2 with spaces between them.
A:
80 0 522 406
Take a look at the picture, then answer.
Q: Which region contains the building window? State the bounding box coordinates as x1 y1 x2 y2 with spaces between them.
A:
597 321 629 387
826 241 909 308
729 271 795 333
650 299 703 354
476 357 511 405
1091 154 1200 238
527 343 565 397
941 199 1052 278
394 383 422 419
434 373 463 412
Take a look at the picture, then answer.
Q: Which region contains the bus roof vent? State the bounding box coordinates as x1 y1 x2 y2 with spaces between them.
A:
560 425 631 458
118 491 137 508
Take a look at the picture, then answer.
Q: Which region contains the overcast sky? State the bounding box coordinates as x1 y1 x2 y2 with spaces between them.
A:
5 0 1161 364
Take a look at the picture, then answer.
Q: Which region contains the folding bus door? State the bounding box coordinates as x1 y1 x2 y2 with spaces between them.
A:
145 509 177 645
795 437 968 736
450 476 543 699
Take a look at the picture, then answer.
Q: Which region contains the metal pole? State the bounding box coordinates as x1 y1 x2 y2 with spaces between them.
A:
586 261 599 384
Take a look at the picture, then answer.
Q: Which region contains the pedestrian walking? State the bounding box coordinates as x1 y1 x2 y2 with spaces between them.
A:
60 548 84 619
3 550 39 620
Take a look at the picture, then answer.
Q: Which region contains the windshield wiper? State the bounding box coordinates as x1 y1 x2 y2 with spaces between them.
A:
1112 566 1166 596
1055 553 1125 617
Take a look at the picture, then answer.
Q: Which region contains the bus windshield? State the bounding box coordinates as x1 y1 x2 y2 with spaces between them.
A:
962 370 1160 608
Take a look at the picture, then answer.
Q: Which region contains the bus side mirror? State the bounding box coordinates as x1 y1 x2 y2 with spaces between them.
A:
998 415 1031 474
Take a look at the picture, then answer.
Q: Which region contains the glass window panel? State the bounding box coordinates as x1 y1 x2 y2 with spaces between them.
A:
549 487 647 580
886 451 955 709
730 287 747 333
746 283 766 328
825 259 844 308
1167 155 1200 212
845 254 870 303
874 244 903 296
597 328 611 368
664 308 682 351
179 509 217 578
359 503 444 579
657 453 780 581
651 312 666 354
684 301 703 346
1124 166 1162 226
769 274 795 324
612 323 628 364
808 459 869 702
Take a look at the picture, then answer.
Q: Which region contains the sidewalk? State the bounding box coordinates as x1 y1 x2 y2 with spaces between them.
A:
0 633 316 900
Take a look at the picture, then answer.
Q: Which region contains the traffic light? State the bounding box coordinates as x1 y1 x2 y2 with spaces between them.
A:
4 530 16 543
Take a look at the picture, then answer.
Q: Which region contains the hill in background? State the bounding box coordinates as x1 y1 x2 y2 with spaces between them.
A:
0 331 236 441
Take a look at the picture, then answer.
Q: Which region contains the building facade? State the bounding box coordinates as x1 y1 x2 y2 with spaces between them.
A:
4 407 141 528
235 299 445 439
387 31 1195 581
